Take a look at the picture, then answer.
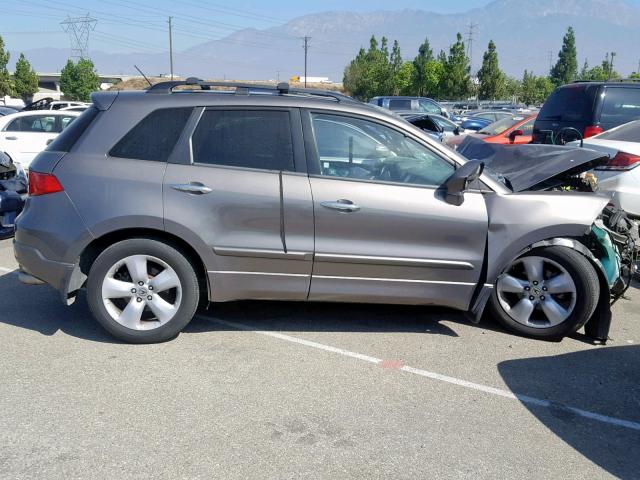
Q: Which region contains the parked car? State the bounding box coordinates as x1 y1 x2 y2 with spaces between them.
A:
533 81 640 144
459 116 493 132
15 79 632 344
368 96 448 117
23 98 90 112
400 112 465 138
0 151 27 239
469 111 516 123
0 110 80 169
0 106 19 116
447 115 536 148
568 120 640 219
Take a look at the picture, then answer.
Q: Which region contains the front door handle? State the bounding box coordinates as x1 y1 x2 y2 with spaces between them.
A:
170 182 212 195
320 199 360 212
5 136 18 140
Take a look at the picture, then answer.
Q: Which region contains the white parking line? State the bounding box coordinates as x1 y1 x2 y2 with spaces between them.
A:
202 316 640 432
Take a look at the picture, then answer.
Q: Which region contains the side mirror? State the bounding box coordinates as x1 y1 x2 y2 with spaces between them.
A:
454 126 461 136
444 160 484 206
508 129 524 143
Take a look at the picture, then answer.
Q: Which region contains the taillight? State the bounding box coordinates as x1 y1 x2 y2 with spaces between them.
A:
596 151 640 171
583 125 604 138
28 171 64 196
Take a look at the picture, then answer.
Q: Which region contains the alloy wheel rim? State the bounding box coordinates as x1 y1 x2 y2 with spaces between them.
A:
101 254 182 330
496 256 577 329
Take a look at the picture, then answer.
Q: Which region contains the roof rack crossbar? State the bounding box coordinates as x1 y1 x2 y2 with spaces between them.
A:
146 78 356 102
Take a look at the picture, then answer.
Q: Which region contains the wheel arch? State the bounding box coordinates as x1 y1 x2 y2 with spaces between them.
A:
78 227 211 302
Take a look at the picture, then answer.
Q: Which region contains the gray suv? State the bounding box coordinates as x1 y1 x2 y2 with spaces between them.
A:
14 80 630 343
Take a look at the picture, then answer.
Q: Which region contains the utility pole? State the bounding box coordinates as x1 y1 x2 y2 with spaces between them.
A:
168 16 174 80
60 14 97 59
465 22 478 73
302 36 310 87
608 51 616 80
547 50 554 73
276 70 280 82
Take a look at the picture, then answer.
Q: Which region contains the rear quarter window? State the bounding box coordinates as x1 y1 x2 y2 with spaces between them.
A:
46 108 98 152
600 87 640 126
109 107 193 161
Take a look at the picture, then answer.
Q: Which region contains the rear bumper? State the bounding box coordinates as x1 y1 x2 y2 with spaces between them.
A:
14 240 81 304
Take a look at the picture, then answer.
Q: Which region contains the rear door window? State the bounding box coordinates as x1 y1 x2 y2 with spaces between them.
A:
418 100 441 114
600 87 640 125
538 85 598 122
191 110 295 171
6 115 57 133
109 107 193 161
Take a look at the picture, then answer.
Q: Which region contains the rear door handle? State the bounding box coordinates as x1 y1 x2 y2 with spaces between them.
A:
5 136 18 140
170 183 212 195
320 199 360 212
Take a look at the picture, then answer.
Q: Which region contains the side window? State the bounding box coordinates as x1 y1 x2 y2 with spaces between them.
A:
519 118 535 135
411 118 439 132
310 113 455 187
601 88 640 125
191 110 295 171
418 100 441 114
59 115 77 131
109 107 193 161
388 99 412 110
6 115 56 133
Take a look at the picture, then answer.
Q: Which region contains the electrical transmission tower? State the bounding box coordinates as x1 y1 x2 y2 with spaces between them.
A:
61 14 97 59
465 22 478 72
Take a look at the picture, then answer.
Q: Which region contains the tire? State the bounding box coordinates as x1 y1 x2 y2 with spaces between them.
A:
86 238 200 344
489 246 600 340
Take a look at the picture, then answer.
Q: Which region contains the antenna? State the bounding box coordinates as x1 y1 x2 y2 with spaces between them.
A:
60 14 97 59
134 65 153 87
465 22 478 72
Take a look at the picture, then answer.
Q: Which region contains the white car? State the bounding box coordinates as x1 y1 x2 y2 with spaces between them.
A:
570 120 640 218
0 111 80 169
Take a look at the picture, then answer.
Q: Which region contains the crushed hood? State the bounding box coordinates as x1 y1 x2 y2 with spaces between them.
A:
456 136 609 192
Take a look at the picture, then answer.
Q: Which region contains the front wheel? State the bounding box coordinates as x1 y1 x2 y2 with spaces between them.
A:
87 238 200 343
489 246 600 340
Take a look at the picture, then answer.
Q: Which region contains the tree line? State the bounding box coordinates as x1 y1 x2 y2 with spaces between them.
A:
343 27 640 104
0 34 99 103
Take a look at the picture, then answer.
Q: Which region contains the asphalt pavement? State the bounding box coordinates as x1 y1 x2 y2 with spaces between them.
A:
0 238 639 479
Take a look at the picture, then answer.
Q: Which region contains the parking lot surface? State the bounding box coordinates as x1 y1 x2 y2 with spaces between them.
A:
0 237 639 479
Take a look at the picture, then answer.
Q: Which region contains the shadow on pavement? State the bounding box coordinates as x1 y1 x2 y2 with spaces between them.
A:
0 271 116 343
498 345 640 479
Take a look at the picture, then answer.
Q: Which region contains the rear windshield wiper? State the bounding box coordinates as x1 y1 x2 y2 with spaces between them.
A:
540 115 562 121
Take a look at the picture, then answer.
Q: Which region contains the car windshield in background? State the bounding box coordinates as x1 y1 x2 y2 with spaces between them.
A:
601 88 640 125
478 116 524 135
596 119 640 142
538 85 598 121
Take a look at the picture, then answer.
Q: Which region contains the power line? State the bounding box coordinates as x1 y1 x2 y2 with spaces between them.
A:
60 13 97 58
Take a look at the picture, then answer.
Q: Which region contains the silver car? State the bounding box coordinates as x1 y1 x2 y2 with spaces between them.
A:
14 80 634 344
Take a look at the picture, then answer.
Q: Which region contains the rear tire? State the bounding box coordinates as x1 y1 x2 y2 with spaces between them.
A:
86 238 199 343
489 246 600 340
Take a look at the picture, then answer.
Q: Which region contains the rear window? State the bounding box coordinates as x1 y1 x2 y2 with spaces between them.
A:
389 99 412 110
538 85 598 121
600 87 640 125
191 110 294 171
596 119 640 142
109 107 193 161
46 107 99 152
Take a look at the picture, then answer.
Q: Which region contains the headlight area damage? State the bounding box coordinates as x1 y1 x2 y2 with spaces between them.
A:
461 138 638 343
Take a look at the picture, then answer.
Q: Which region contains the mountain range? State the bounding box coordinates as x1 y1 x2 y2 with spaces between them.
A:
10 0 640 81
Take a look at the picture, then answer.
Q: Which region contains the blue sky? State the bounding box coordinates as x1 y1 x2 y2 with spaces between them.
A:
2 0 640 55
2 0 500 53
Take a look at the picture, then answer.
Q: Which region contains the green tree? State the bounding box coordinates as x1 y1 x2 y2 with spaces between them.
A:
630 72 640 79
0 35 15 97
521 70 554 105
60 58 100 102
550 26 578 86
411 37 434 96
394 61 415 95
477 40 505 100
503 76 522 100
440 33 471 99
13 53 39 102
343 36 393 100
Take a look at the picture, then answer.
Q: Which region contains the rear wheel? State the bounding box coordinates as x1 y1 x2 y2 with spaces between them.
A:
87 238 200 343
489 246 600 340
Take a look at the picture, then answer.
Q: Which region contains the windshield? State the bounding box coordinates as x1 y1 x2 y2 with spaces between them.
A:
595 119 640 142
478 116 524 135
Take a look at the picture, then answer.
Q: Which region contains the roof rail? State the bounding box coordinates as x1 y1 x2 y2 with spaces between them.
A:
572 78 640 84
146 77 355 102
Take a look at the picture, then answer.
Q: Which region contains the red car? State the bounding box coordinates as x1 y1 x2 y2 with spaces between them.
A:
446 114 537 148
